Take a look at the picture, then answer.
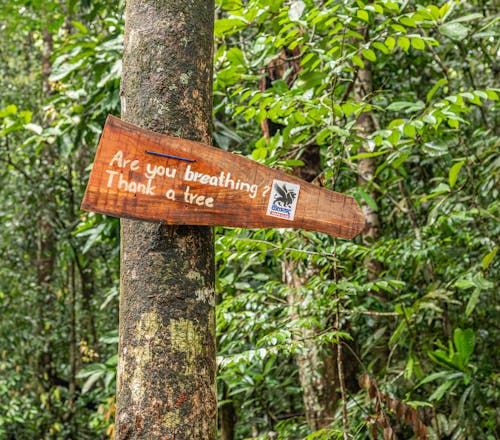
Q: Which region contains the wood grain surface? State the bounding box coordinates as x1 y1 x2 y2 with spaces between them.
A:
81 115 365 239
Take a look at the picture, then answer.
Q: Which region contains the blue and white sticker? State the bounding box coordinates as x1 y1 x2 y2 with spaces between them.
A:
266 179 301 221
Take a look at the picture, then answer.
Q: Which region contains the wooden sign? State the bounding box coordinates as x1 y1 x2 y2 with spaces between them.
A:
81 115 365 239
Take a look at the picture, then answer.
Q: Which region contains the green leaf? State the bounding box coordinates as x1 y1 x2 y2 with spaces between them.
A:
19 110 32 124
404 357 414 380
390 149 410 169
300 52 316 67
385 36 396 51
433 182 451 194
420 182 450 201
386 101 424 112
426 78 448 103
388 118 404 129
448 160 465 188
295 71 327 89
352 54 365 68
403 123 416 138
373 41 388 54
406 401 434 409
416 370 455 387
486 89 499 101
386 101 410 111
482 246 498 270
439 22 469 40
465 288 481 318
357 9 370 22
25 123 43 135
349 150 389 160
79 223 106 254
389 319 407 346
71 20 88 34
453 278 475 289
411 36 426 50
449 13 483 23
429 379 455 401
76 363 107 379
341 101 358 116
391 23 407 34
400 16 416 28
388 129 401 146
104 372 115 389
271 79 288 94
278 159 304 167
453 328 475 365
423 142 448 157
362 48 376 62
105 354 118 367
438 3 450 19
474 90 488 101
357 188 378 212
0 104 18 117
49 59 85 82
219 0 244 11
214 18 247 38
81 370 105 394
428 5 441 21
397 36 410 51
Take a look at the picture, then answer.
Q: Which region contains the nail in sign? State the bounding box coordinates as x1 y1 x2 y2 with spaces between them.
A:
81 115 365 239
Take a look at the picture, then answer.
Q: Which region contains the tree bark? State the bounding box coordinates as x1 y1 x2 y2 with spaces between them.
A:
354 61 383 280
283 261 337 430
220 381 236 440
283 260 357 432
41 25 53 95
116 1 216 439
353 59 390 374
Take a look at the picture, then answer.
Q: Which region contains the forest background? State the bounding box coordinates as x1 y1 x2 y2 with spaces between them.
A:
0 0 498 439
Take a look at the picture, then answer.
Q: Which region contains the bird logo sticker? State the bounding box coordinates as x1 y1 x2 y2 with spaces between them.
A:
266 180 301 221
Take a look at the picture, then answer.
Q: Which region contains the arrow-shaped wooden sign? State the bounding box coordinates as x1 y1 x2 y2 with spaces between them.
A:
81 115 365 239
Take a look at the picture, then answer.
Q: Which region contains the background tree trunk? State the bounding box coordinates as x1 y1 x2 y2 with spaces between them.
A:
116 1 216 439
220 381 236 440
354 60 383 280
283 261 337 430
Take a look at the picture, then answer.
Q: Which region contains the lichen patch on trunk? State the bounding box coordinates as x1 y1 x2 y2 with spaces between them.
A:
164 409 181 428
195 287 215 304
169 318 202 374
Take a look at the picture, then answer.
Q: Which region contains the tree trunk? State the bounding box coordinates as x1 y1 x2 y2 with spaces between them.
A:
354 61 383 280
116 1 216 439
41 25 53 95
353 59 390 374
283 261 337 430
283 260 357 432
35 24 58 437
220 381 236 440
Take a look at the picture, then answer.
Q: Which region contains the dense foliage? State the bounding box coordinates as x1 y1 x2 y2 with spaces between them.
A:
0 0 498 439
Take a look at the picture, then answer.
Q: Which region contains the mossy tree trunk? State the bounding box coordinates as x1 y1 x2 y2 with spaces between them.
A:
116 1 216 439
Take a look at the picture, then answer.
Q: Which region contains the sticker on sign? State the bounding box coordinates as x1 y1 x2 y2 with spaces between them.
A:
266 180 301 221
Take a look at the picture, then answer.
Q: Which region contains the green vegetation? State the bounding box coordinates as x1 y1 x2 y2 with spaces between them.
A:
0 0 498 439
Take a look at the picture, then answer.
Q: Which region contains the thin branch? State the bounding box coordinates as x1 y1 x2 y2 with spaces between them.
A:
424 39 450 86
333 238 350 439
342 309 399 317
0 156 36 184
